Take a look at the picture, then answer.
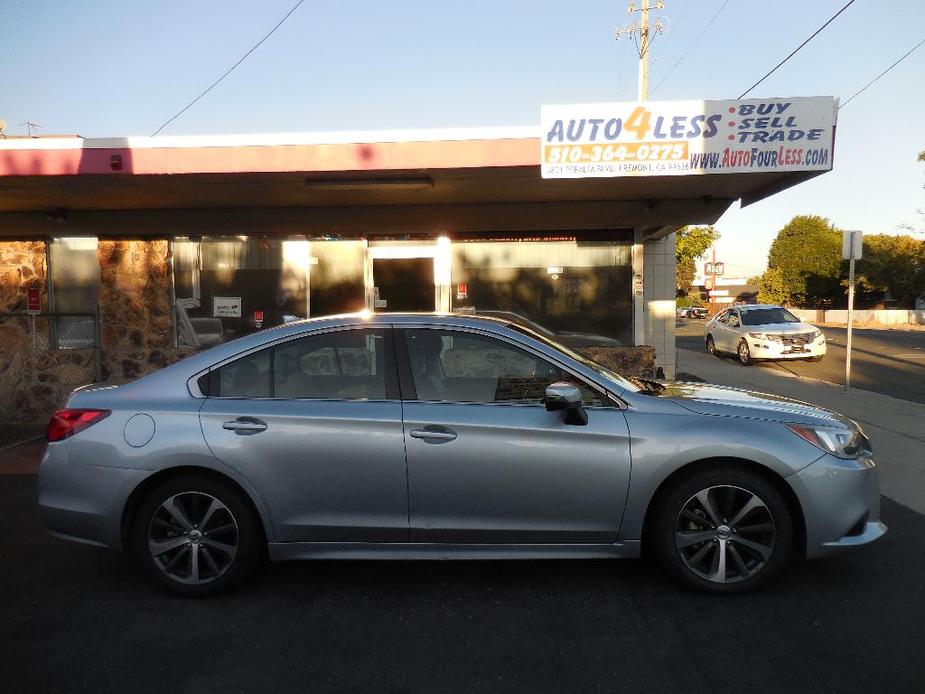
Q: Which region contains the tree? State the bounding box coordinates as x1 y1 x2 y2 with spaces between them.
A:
757 267 788 305
675 225 719 296
856 234 925 307
766 215 843 306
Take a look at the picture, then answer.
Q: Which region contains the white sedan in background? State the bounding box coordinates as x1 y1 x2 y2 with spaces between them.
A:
705 305 826 366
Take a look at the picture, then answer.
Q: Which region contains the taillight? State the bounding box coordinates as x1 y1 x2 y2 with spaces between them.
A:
47 409 111 442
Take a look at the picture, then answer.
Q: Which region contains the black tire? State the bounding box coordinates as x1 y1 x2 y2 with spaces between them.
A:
737 339 753 366
706 335 718 356
807 355 824 362
129 473 263 597
651 466 794 594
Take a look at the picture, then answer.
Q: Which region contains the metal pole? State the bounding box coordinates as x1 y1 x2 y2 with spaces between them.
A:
638 0 650 101
844 232 856 392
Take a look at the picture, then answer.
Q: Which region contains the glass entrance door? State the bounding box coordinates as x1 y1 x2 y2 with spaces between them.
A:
372 257 435 311
367 239 451 313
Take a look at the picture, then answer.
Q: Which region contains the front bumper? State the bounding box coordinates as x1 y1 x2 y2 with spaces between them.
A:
747 336 827 360
38 442 151 550
789 452 886 558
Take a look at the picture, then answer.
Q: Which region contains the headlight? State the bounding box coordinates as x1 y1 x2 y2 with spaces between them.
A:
787 424 871 459
813 329 824 340
748 332 782 341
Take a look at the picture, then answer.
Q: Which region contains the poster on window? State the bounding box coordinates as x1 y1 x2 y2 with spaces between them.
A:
213 296 242 318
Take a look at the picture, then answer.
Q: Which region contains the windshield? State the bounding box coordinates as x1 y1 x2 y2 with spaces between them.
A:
740 307 800 326
505 323 641 393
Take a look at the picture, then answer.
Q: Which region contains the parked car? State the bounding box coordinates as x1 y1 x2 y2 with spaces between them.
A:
677 306 708 319
39 313 882 596
705 304 827 365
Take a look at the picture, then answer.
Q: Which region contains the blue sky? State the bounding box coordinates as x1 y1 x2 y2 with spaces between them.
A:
2 0 923 277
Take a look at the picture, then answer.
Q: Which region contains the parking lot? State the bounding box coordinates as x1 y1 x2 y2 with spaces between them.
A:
2 467 924 693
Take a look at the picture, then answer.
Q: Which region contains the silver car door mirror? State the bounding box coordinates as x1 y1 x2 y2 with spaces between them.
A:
544 382 588 426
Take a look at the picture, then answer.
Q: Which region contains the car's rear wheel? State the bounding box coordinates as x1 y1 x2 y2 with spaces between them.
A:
130 474 262 597
706 335 718 356
737 339 752 366
651 466 794 593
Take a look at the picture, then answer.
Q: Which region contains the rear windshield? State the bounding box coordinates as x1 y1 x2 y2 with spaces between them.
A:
740 308 800 326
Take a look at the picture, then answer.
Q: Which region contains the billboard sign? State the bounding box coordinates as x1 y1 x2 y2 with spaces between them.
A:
541 96 836 179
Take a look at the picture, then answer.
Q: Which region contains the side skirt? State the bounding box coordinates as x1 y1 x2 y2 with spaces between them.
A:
267 541 641 561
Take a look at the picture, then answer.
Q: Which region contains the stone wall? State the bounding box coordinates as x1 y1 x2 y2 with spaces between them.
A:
97 240 191 382
0 242 96 431
577 345 658 379
0 240 46 312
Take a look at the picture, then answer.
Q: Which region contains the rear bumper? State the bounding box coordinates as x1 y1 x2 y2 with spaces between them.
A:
38 443 150 550
789 452 885 558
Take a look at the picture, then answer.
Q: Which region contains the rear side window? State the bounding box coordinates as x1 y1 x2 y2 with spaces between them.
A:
207 328 393 400
273 329 389 400
216 350 271 398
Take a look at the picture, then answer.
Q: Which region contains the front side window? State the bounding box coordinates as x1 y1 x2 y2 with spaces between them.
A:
404 329 602 406
209 328 391 400
727 312 741 328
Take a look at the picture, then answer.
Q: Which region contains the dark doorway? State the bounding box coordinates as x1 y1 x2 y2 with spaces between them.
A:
372 257 435 312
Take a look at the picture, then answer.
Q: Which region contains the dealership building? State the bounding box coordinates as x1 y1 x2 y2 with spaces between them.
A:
0 97 836 428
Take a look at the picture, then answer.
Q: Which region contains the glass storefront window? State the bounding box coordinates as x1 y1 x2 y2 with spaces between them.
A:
450 237 633 347
171 234 633 351
172 237 367 349
49 237 99 349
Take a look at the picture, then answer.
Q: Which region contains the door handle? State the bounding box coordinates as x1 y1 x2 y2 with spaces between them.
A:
222 417 267 435
409 428 457 442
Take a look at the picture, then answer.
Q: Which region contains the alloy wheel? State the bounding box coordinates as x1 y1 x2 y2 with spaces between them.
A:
147 491 239 585
674 485 776 584
706 335 716 355
738 340 751 365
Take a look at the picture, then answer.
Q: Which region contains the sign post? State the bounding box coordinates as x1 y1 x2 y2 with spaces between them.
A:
842 230 863 392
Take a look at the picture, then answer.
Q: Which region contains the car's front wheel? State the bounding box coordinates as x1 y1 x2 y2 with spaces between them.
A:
651 466 794 593
737 339 753 366
130 473 263 597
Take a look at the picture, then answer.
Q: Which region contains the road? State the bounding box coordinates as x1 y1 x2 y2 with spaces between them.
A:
1 474 923 693
676 319 925 404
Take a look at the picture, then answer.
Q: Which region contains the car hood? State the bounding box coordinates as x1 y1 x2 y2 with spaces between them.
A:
659 381 849 427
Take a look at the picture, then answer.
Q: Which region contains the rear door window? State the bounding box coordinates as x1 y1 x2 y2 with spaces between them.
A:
207 328 394 400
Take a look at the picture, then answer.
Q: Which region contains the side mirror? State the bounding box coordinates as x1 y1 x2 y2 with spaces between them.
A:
545 381 588 426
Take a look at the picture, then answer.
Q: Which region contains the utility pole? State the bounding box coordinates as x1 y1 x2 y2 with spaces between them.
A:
842 230 862 392
614 0 665 102
20 121 41 137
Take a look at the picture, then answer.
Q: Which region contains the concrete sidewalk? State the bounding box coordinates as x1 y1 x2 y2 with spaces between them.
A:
678 348 925 515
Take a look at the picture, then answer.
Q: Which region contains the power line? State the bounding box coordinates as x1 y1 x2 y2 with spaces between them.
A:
738 0 856 99
651 0 730 96
840 36 925 108
651 0 692 63
151 0 307 136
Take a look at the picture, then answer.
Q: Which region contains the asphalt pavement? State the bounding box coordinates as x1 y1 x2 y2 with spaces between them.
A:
676 320 925 404
2 471 924 694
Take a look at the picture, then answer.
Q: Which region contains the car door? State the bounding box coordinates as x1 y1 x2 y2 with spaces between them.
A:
398 326 632 543
712 309 734 351
724 309 742 349
199 326 408 542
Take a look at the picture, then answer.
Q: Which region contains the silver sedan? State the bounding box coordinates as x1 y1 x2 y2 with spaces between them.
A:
39 313 885 596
